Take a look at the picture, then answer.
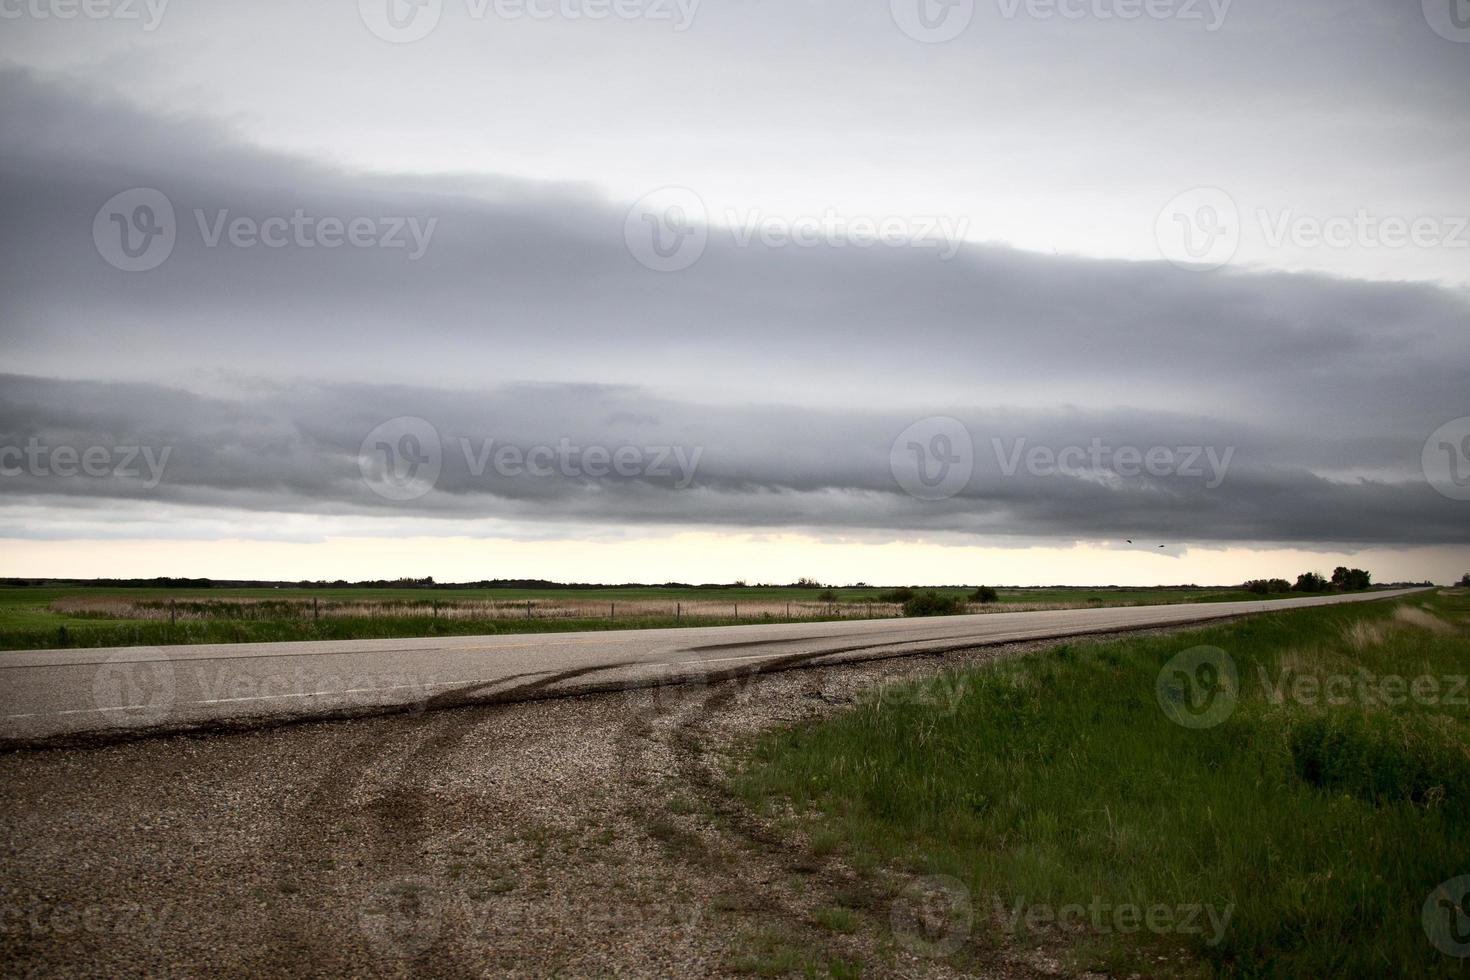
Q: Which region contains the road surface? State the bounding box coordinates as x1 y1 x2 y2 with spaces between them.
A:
0 589 1424 746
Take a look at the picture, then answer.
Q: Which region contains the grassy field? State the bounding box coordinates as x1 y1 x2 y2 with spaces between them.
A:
0 582 1312 651
734 589 1470 977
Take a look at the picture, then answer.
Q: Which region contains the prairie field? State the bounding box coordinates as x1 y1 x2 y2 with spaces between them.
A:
0 582 1306 650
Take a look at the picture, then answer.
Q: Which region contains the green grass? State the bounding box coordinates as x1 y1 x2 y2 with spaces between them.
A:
734 590 1470 977
0 582 1317 651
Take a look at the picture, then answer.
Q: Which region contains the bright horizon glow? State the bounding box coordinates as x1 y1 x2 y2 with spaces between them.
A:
2 534 1460 587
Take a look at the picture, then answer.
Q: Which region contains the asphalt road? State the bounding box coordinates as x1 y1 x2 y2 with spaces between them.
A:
0 589 1425 746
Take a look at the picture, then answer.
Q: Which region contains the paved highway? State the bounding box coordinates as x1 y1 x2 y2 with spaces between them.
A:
0 589 1425 746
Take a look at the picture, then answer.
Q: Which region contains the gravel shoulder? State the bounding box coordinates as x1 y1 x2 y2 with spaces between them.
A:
0 624 1212 978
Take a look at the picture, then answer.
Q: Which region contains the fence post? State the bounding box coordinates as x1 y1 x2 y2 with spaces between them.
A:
610 602 615 619
676 602 681 621
734 602 738 619
314 597 319 621
526 601 532 619
170 599 176 626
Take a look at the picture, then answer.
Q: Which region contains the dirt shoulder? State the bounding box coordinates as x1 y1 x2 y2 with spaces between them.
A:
0 625 1205 978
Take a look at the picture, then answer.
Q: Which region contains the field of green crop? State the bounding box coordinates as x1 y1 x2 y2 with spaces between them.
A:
0 582 1306 651
734 589 1470 977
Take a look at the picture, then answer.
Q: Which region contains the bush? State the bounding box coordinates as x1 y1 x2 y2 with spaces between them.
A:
878 587 915 604
1244 578 1292 595
1460 573 1470 588
1293 572 1328 593
817 588 838 603
1331 566 1372 592
1288 712 1470 806
970 585 999 603
902 591 966 617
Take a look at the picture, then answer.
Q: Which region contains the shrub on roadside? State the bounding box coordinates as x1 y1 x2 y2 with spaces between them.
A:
902 591 966 617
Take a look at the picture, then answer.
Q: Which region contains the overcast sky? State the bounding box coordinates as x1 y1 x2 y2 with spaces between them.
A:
1 1 1467 584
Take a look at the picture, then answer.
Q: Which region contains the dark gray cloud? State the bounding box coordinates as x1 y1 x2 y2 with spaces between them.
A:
0 373 1463 548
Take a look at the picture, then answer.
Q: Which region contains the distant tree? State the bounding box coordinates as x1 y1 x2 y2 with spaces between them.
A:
1245 578 1293 595
1331 567 1371 591
793 576 824 589
1458 573 1469 588
970 585 999 603
1293 572 1328 593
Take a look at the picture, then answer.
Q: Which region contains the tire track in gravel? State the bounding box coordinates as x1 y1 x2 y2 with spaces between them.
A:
243 663 636 976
